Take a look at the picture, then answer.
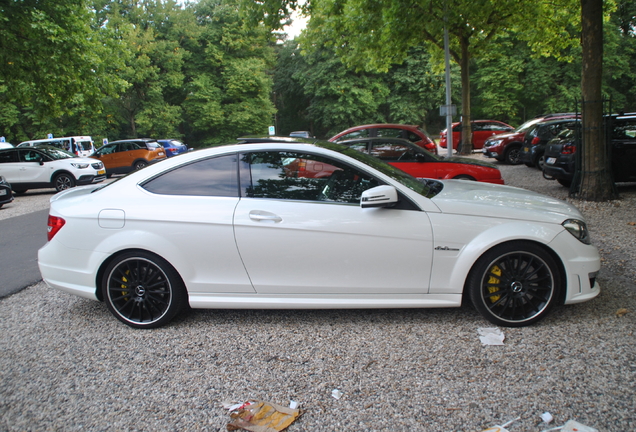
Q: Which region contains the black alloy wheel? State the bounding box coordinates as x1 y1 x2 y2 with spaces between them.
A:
54 173 75 192
505 145 522 165
468 242 562 327
102 251 186 328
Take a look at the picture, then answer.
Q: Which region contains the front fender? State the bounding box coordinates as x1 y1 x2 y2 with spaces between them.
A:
427 213 563 294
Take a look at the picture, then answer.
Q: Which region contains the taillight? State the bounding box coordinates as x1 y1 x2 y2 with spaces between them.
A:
531 137 541 145
47 215 66 241
562 144 576 155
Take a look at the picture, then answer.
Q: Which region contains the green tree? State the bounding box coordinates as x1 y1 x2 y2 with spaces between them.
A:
182 0 276 145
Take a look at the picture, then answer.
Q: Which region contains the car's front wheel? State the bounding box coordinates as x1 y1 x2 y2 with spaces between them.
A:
101 251 187 328
54 173 75 192
467 241 562 327
504 145 522 165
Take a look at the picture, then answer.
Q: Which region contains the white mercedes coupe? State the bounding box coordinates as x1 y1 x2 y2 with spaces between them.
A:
38 140 600 328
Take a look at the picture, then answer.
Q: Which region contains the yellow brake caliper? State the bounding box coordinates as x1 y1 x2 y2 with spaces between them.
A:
121 271 130 300
487 265 502 303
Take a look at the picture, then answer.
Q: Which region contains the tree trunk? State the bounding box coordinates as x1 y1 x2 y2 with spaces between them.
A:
457 35 472 155
577 0 618 200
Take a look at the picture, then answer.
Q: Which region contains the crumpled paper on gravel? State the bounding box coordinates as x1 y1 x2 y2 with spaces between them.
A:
224 400 300 432
478 327 505 345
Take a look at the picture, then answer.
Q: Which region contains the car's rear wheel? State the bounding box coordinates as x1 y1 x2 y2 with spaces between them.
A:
13 189 28 195
102 251 186 328
504 145 522 165
54 173 75 192
557 178 572 187
134 160 148 170
468 241 562 327
536 155 546 170
453 175 476 181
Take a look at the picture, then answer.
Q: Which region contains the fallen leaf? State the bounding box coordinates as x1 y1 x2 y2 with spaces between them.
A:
616 308 629 317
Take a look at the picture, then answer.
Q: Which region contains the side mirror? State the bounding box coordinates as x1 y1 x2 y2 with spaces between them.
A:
361 185 398 208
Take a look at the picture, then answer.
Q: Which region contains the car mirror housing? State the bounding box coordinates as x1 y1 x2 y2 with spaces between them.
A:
360 185 398 208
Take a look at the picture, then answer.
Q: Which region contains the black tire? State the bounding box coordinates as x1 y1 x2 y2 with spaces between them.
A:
101 251 187 328
54 173 75 192
106 173 113 179
467 241 562 327
557 178 572 187
453 174 476 181
524 162 535 168
536 155 546 171
134 160 148 170
13 189 28 195
504 144 522 165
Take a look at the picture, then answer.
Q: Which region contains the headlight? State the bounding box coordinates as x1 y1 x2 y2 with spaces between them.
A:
71 163 89 169
562 219 590 244
485 139 503 147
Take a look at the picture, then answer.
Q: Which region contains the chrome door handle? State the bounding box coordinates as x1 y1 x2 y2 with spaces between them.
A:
249 211 282 223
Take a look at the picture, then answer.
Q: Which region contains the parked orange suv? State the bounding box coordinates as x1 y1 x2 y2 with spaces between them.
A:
91 139 166 177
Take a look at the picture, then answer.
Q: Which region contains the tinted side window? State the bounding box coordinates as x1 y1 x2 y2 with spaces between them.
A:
336 130 369 141
406 131 421 142
243 151 379 204
0 150 18 163
613 120 636 139
375 128 403 138
370 142 414 161
142 155 238 197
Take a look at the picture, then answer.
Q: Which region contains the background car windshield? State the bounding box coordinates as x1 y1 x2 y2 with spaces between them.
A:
38 147 75 160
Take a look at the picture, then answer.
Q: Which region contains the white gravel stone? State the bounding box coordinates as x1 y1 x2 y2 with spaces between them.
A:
1 160 634 431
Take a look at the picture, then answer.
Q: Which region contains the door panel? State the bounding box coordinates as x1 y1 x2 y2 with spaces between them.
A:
233 149 434 295
234 199 433 294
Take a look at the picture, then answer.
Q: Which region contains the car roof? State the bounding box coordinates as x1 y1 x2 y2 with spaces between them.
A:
236 136 319 144
110 138 157 143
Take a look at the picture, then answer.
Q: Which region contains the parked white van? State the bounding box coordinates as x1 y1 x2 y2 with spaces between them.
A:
17 136 95 157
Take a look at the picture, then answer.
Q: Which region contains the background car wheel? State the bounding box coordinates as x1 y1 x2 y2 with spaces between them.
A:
101 251 187 328
54 173 75 192
536 155 546 170
467 241 562 327
524 162 535 168
453 175 476 181
13 189 28 195
557 178 572 187
134 160 148 170
504 145 522 165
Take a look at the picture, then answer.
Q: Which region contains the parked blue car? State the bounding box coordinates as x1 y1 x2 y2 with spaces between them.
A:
157 139 189 158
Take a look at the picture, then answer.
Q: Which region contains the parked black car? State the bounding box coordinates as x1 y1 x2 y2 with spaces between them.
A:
543 114 636 187
519 119 580 169
0 175 14 208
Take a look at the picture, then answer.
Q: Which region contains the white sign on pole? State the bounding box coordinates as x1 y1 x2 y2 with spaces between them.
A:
268 126 275 136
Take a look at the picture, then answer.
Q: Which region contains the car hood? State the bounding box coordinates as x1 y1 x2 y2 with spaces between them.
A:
487 131 524 141
430 180 583 224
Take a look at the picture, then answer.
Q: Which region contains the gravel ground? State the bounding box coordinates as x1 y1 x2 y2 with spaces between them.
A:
1 160 635 432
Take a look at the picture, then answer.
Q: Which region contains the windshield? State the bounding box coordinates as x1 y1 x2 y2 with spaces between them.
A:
37 147 76 160
515 118 547 133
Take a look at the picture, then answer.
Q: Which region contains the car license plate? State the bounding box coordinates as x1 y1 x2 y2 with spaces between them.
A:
523 147 529 152
98 169 106 175
0 189 6 196
547 157 556 165
158 152 165 156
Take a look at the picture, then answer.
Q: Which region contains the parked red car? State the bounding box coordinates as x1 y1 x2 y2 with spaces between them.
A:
339 137 504 184
329 124 438 155
482 113 577 165
439 120 514 151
